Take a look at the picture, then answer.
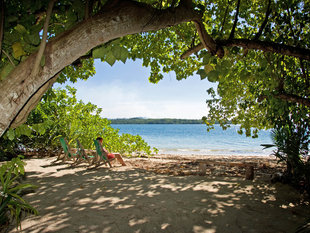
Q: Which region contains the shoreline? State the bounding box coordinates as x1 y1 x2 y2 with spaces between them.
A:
123 153 283 179
149 153 277 159
21 152 282 179
156 150 274 157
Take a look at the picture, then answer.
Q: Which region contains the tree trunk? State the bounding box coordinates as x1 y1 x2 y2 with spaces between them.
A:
0 0 200 137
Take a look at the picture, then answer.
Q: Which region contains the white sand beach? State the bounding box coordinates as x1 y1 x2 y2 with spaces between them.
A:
8 154 310 233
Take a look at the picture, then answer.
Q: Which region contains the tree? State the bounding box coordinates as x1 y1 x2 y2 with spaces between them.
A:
1 86 157 158
0 0 309 138
0 0 202 137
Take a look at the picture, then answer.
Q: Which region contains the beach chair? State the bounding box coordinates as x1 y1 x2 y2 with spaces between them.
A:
93 139 115 167
74 139 96 166
57 137 78 162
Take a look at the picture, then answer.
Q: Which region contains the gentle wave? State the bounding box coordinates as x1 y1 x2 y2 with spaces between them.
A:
112 124 273 156
158 147 273 156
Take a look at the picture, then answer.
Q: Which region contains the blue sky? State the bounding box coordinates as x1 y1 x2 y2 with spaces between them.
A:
57 59 217 119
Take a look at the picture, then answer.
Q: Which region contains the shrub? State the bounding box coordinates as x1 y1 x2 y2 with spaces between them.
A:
0 156 38 231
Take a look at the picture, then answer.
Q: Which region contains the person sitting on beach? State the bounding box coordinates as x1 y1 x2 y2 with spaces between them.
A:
96 137 126 166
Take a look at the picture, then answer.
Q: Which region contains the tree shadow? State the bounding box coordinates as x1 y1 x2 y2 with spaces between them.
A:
9 158 310 233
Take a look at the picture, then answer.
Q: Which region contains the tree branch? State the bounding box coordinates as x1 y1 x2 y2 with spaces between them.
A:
0 0 4 57
102 0 121 10
253 0 271 40
0 0 203 137
258 93 310 107
171 0 178 7
218 39 310 60
71 53 93 67
193 20 224 58
181 43 204 59
220 1 230 35
286 5 296 40
31 0 56 77
229 0 241 40
85 0 90 19
10 72 61 128
181 39 310 61
276 93 310 107
179 0 193 8
2 49 15 67
300 59 309 88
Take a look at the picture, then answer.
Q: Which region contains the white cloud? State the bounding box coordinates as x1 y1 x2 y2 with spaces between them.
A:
72 81 208 119
56 60 215 119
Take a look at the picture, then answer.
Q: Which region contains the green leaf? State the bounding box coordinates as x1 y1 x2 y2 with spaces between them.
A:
240 69 250 81
32 123 46 135
9 184 38 194
25 33 40 45
207 70 219 82
105 50 116 66
112 46 129 63
202 53 211 64
15 125 32 137
0 63 15 81
71 0 85 17
92 46 109 59
119 48 129 63
204 64 213 74
15 24 27 34
12 42 26 59
112 46 122 60
40 55 45 67
196 69 207 80
23 43 38 53
6 129 15 141
7 15 18 23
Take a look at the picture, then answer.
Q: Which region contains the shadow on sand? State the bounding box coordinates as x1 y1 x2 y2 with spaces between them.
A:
9 158 310 233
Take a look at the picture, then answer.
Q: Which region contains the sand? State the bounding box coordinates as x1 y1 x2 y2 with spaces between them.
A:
7 154 310 233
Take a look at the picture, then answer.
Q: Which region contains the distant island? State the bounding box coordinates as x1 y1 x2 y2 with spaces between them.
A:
109 117 204 124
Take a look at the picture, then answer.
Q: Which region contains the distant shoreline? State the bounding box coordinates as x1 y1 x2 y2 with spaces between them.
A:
110 118 205 124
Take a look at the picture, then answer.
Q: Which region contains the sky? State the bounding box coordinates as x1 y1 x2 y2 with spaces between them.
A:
56 59 217 120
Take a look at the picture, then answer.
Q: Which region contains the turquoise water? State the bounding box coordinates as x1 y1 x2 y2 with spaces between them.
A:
111 124 274 156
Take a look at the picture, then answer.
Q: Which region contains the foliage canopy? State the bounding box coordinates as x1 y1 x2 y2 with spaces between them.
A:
1 1 309 226
0 87 158 159
0 0 309 202
1 0 309 137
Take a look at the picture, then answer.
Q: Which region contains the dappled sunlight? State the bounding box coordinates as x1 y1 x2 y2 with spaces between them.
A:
9 157 310 233
160 223 170 230
128 217 149 227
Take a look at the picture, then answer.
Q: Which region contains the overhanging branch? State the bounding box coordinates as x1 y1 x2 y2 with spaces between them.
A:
31 0 56 77
220 1 230 35
190 20 224 58
2 49 15 67
181 43 204 59
0 0 204 137
275 93 310 107
0 0 4 57
193 20 218 56
254 0 271 40
229 0 241 40
218 39 310 61
181 39 310 61
258 93 310 107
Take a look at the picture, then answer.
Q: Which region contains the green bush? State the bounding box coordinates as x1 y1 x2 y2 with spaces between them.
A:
0 156 38 230
0 86 157 159
263 126 310 195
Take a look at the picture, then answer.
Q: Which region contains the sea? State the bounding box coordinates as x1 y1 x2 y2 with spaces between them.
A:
111 124 274 156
